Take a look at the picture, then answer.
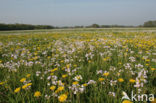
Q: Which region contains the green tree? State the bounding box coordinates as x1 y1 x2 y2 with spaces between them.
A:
143 20 156 27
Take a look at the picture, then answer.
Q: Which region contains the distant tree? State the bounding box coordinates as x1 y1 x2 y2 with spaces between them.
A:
91 24 100 28
143 20 156 27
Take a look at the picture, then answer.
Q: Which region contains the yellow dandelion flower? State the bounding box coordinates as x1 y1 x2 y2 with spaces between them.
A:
151 68 155 71
145 59 150 62
26 74 31 78
74 64 77 67
118 62 122 65
37 47 40 50
103 72 109 76
33 56 38 60
66 64 70 69
58 86 64 90
0 82 5 85
22 84 28 89
103 58 107 61
62 74 68 78
34 52 38 55
50 86 56 91
55 86 64 93
22 83 32 89
47 56 51 59
27 83 32 86
129 79 135 83
83 83 88 87
126 49 128 52
50 73 54 75
58 94 67 102
98 78 105 82
20 78 26 82
14 87 21 93
118 78 124 82
72 81 78 85
34 91 41 97
51 68 58 72
60 60 64 63
61 67 65 70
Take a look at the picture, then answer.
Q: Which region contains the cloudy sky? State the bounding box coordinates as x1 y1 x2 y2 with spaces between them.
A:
0 0 156 26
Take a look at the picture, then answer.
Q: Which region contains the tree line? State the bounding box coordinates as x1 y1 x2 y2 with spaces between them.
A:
0 20 156 31
84 20 156 28
0 23 54 31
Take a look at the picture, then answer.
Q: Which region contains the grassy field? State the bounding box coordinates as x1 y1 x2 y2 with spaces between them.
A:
0 28 156 35
0 28 156 103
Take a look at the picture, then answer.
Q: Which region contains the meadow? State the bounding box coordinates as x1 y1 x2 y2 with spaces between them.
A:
0 28 156 103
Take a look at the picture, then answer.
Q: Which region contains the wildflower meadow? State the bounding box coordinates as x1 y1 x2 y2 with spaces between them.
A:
0 29 156 103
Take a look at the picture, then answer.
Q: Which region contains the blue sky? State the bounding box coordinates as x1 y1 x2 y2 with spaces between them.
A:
0 0 156 26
